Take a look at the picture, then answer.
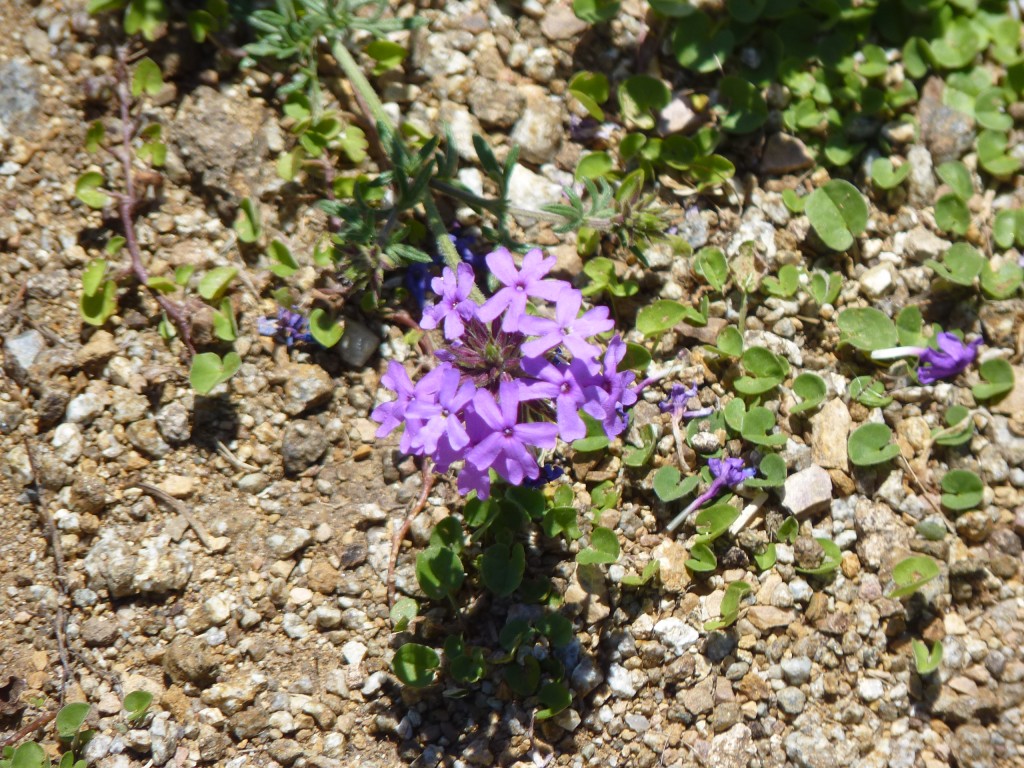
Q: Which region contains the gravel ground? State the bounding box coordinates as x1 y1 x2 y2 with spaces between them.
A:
2 1 1024 767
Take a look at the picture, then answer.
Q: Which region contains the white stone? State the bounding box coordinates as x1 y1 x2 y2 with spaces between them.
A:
607 663 638 698
653 617 700 655
859 264 895 298
506 164 564 224
52 422 83 463
859 678 885 702
781 465 833 517
342 640 367 666
66 392 106 424
202 596 231 626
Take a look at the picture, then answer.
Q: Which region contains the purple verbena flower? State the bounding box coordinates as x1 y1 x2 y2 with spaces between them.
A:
466 381 558 489
870 331 982 385
665 456 756 532
520 356 597 442
476 247 570 331
519 290 613 361
420 263 479 340
405 364 477 454
371 361 416 438
582 336 638 438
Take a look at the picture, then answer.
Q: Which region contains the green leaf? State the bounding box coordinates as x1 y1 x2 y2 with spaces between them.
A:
693 247 729 292
137 140 166 167
744 453 786 489
104 235 126 255
623 424 657 468
794 538 841 576
808 270 842 306
716 76 767 134
704 580 751 630
975 86 1013 131
124 0 168 40
925 242 984 286
671 9 734 74
267 239 299 278
308 308 344 348
571 412 610 453
189 351 241 395
850 376 893 408
429 517 464 553
504 656 541 696
652 465 700 502
56 702 91 740
980 259 1024 300
569 71 609 120
415 545 464 601
620 342 651 372
390 596 418 632
733 347 789 396
782 188 806 213
590 479 619 511
391 643 439 688
577 526 620 565
536 612 574 648
233 198 261 243
9 742 47 768
542 506 582 541
197 266 237 302
993 209 1024 249
75 171 110 209
622 559 660 587
212 298 236 342
366 40 408 75
481 543 525 598
888 555 940 599
932 405 974 447
896 305 926 347
87 0 128 12
576 152 614 180
123 691 153 722
754 543 777 570
837 307 898 351
132 57 163 97
85 120 105 153
572 0 619 22
694 502 740 544
912 639 943 675
870 157 910 190
805 179 868 251
972 358 1015 401
636 300 691 336
936 161 973 200
776 515 798 544
761 263 800 298
710 325 743 358
82 258 108 296
618 75 671 130
685 542 717 572
741 406 787 447
933 194 970 236
534 682 572 720
790 373 826 414
145 276 177 294
848 423 900 467
940 469 984 512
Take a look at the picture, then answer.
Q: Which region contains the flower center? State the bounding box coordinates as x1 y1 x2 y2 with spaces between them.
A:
503 427 514 438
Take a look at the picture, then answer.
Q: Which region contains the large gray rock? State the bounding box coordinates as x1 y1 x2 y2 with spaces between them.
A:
83 531 193 598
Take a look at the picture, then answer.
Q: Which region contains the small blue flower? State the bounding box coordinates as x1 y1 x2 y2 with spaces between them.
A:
257 308 314 347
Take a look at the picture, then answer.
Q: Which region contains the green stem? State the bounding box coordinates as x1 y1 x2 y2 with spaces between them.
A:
331 38 483 300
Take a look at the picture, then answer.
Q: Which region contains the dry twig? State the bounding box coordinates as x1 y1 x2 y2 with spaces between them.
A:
386 460 435 608
134 482 217 551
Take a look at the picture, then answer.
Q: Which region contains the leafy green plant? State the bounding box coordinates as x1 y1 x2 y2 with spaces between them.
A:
972 358 1015 401
569 71 610 120
652 465 701 502
925 243 984 287
123 690 153 723
837 307 898 352
790 373 826 414
993 209 1024 250
761 263 800 298
932 405 974 447
940 469 984 512
912 639 943 675
807 270 842 306
733 347 790 396
80 259 118 327
392 643 440 688
805 180 868 251
581 257 638 299
848 423 900 467
189 351 242 395
849 376 893 408
704 580 752 631
740 406 787 448
572 0 619 23
980 258 1024 299
744 453 787 489
636 299 706 337
870 157 910 190
693 247 729 292
888 555 940 599
685 541 718 572
577 526 620 565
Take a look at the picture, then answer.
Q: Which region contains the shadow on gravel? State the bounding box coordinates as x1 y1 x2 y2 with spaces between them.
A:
191 392 240 453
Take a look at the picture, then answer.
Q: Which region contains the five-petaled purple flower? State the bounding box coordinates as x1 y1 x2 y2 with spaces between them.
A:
665 456 756 532
520 290 613 361
871 331 982 385
420 263 478 340
466 382 558 486
476 248 570 331
660 383 714 422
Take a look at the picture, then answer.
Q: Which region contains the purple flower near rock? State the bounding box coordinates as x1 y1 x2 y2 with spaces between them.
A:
420 263 478 340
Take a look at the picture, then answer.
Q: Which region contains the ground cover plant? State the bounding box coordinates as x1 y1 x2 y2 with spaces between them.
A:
0 0 1023 766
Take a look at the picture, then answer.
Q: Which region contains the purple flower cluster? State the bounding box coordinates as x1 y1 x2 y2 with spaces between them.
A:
257 308 313 347
665 456 756 532
870 332 981 385
373 247 638 498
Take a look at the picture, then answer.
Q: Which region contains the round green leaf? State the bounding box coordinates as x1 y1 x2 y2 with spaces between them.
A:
791 373 826 414
572 0 620 23
56 702 91 739
912 639 943 675
934 193 970 236
940 469 984 512
481 543 525 598
390 596 418 631
870 157 910 190
848 423 900 467
415 545 465 601
837 307 898 351
391 643 440 688
636 299 688 337
805 179 868 251
618 75 671 130
652 465 700 502
189 351 241 395
309 307 344 348
197 266 238 302
76 171 110 209
535 682 572 720
888 555 940 599
716 76 767 134
741 406 787 447
576 151 614 180
576 526 620 565
972 358 1015 401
